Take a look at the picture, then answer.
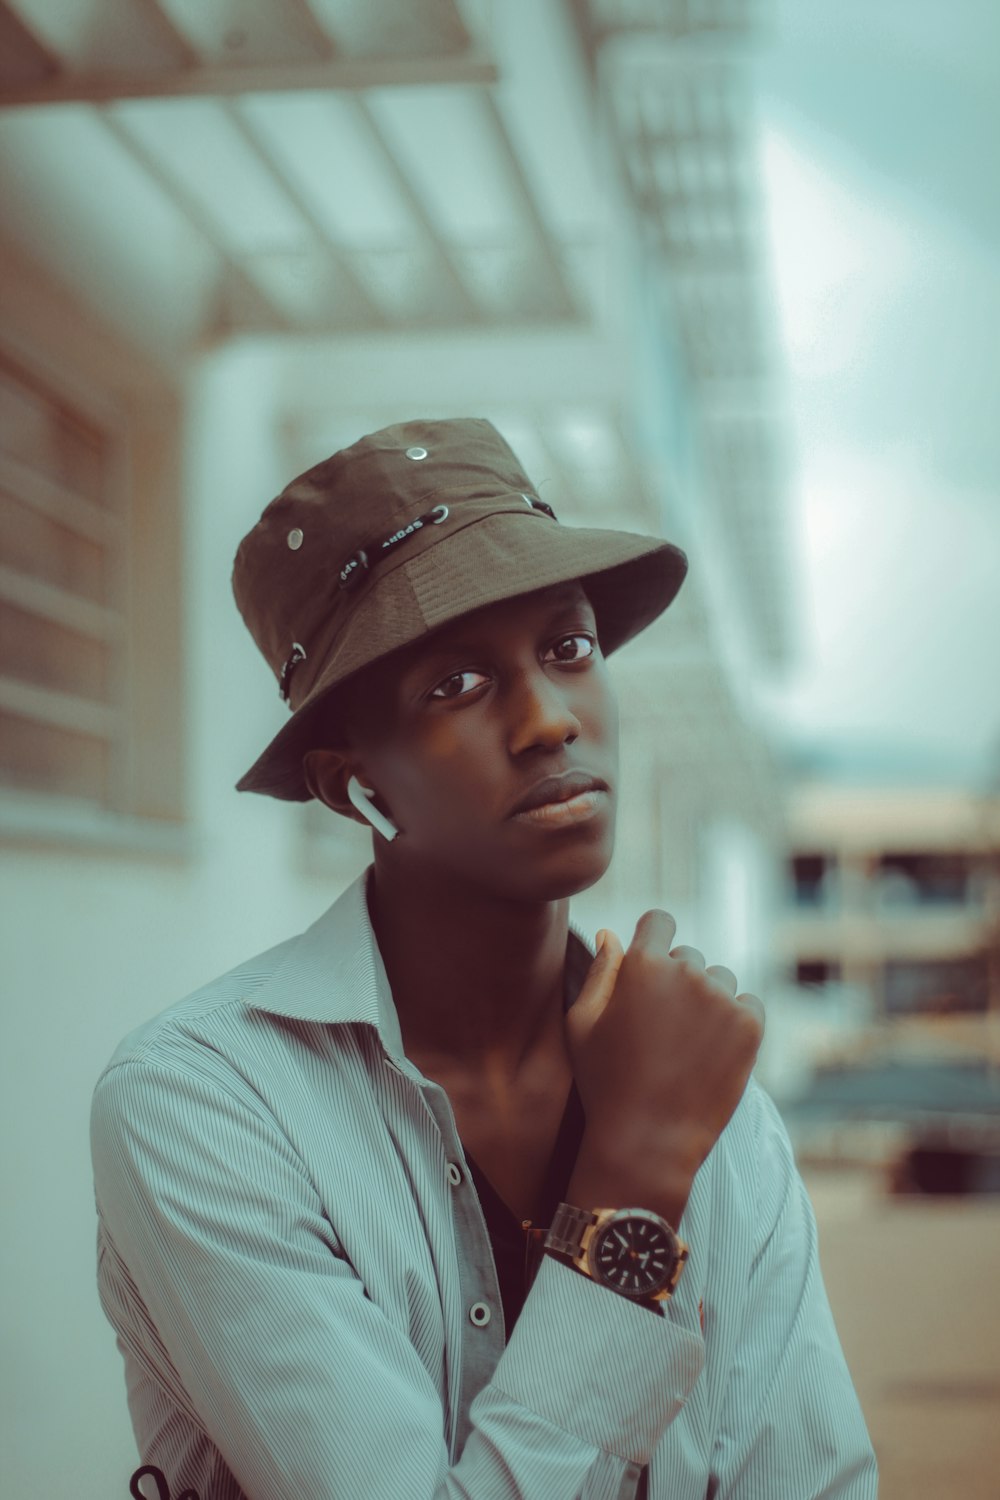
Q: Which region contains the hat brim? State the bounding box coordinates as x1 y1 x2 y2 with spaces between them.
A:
235 516 688 801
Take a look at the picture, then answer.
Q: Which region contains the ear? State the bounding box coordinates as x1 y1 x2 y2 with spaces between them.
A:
302 748 371 826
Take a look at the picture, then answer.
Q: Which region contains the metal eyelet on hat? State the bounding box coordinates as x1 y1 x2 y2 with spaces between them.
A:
405 446 428 460
522 493 558 521
287 527 304 550
278 642 307 703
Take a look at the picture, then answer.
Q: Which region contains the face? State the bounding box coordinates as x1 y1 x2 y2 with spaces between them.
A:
319 580 620 903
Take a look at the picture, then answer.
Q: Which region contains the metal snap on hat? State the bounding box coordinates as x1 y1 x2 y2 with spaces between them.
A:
232 416 688 801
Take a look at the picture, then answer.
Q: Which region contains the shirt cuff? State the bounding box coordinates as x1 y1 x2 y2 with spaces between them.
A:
485 1249 705 1464
543 1248 665 1315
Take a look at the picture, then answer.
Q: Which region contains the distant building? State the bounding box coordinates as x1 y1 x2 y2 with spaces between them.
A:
776 778 1000 1030
763 773 1000 1179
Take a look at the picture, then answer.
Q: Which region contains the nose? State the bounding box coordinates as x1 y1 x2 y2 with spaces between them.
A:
506 664 582 752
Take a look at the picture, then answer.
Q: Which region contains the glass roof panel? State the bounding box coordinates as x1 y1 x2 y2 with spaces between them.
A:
365 85 515 242
238 93 416 247
111 98 310 255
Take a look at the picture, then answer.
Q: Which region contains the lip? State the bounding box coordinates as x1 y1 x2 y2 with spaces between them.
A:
506 770 608 818
510 790 607 830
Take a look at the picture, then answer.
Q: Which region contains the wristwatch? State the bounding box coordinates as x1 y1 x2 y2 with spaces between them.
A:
543 1201 688 1307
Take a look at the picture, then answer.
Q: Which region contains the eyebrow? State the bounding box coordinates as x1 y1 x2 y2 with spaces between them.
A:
414 591 592 667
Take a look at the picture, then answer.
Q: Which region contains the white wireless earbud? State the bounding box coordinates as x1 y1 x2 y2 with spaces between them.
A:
346 774 400 842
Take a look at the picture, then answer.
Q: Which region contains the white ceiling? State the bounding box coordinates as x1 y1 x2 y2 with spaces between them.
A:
0 0 597 344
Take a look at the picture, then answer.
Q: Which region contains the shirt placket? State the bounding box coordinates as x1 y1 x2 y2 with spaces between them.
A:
413 1074 508 1462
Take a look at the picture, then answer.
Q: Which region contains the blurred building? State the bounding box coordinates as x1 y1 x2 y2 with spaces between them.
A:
778 778 1000 1029
770 773 1000 1181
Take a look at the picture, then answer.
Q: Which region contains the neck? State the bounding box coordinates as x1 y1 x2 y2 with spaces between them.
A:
365 857 572 1089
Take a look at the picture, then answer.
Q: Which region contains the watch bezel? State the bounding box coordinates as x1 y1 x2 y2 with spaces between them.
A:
585 1208 683 1299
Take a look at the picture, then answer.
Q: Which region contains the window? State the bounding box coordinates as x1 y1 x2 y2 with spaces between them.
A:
795 959 842 988
875 852 973 907
790 852 834 906
0 351 123 804
0 240 184 849
883 955 989 1016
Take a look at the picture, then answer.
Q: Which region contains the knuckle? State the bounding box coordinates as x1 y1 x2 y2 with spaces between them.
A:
707 965 737 989
672 956 700 985
734 998 765 1043
670 944 705 968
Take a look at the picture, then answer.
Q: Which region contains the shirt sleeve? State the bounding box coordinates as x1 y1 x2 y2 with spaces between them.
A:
709 1082 879 1498
91 1051 705 1500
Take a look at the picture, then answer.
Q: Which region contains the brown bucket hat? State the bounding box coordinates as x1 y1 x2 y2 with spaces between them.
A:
232 416 688 801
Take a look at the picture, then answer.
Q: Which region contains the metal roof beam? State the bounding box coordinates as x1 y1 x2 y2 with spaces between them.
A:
272 0 338 60
0 1 63 81
146 0 336 65
0 51 498 109
137 0 201 66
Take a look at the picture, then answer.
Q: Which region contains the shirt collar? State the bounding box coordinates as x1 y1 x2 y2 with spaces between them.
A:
242 863 597 1074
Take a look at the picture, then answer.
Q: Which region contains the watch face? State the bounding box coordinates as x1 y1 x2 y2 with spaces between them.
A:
590 1213 679 1298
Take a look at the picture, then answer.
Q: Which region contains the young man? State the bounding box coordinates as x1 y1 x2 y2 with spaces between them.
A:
91 418 878 1498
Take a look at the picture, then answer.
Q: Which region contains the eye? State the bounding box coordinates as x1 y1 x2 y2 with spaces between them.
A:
549 632 596 664
427 669 488 702
427 633 597 702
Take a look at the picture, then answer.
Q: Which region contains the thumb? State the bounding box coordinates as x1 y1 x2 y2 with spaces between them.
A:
566 927 624 1036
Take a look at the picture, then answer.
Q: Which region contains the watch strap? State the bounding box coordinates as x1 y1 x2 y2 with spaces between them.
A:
545 1201 598 1257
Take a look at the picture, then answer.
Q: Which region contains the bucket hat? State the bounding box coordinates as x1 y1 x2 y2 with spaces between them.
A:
232 416 688 801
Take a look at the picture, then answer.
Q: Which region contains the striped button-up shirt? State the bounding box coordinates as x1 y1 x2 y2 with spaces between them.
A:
91 864 878 1499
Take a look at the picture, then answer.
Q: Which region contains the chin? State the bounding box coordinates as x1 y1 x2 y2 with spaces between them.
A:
511 825 615 902
410 804 616 900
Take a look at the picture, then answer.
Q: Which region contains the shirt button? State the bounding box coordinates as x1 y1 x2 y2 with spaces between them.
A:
469 1301 491 1327
287 527 304 549
447 1162 463 1187
405 445 428 460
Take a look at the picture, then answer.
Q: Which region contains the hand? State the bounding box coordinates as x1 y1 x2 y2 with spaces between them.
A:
564 911 765 1222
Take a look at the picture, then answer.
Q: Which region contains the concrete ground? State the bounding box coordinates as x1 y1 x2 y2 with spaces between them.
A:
801 1166 1000 1500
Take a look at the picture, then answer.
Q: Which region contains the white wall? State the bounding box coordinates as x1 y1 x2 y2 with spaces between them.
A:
0 345 369 1499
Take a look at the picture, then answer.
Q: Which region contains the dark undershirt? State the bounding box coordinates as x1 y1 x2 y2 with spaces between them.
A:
457 930 654 1497
463 1059 586 1333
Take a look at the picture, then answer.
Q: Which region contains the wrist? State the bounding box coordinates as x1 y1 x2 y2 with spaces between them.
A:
567 1129 694 1229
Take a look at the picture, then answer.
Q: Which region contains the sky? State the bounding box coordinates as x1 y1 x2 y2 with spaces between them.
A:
747 0 1000 787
